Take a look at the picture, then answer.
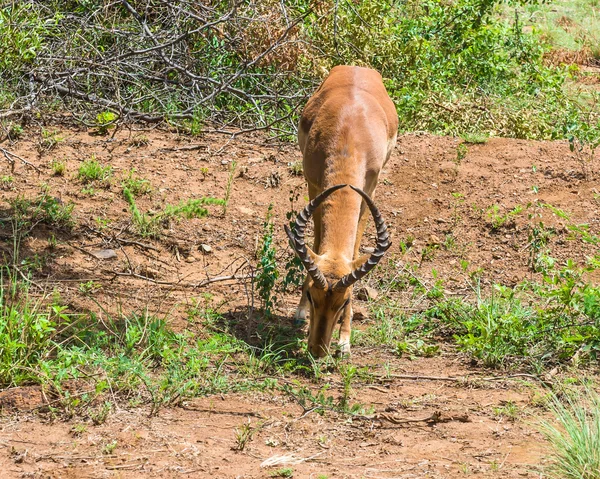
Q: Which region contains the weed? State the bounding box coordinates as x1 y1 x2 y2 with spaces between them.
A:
199 167 209 180
270 468 293 478
121 169 151 196
539 388 600 479
256 204 279 317
493 400 520 421
90 401 112 425
123 188 223 238
487 204 523 230
102 440 117 455
1 175 14 189
456 143 468 163
130 134 149 147
95 111 118 135
38 129 62 152
222 160 237 215
233 420 256 451
288 161 303 176
8 123 23 140
50 159 66 176
70 424 87 437
77 157 112 185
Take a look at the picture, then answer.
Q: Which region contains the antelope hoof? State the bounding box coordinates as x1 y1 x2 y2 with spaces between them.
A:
337 341 351 358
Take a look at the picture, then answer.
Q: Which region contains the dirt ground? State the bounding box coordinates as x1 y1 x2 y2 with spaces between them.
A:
0 124 599 478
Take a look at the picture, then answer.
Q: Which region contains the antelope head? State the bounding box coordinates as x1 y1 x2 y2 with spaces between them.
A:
285 184 391 357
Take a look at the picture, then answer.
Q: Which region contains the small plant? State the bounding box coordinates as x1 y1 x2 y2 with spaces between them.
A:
50 159 66 176
270 468 293 478
38 129 63 152
233 420 256 451
95 110 118 135
90 401 112 425
77 156 112 185
199 167 209 180
70 424 87 437
539 388 600 479
288 161 303 176
255 204 279 317
456 143 468 163
460 132 489 144
8 123 23 140
222 160 237 215
486 204 523 230
130 134 149 147
493 400 519 421
1 175 14 189
121 169 151 196
102 440 117 455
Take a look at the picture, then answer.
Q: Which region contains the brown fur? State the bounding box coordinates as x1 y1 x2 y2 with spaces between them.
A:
295 65 398 357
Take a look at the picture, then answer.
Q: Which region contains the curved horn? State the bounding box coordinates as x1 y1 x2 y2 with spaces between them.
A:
335 185 391 290
284 184 347 290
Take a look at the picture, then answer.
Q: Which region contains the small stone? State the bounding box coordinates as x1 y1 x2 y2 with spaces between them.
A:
185 255 196 263
356 285 378 301
200 244 212 254
428 234 441 245
92 249 117 260
362 246 375 254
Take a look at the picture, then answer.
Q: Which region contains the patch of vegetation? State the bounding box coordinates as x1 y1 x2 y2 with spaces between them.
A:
461 132 489 144
38 129 62 152
77 157 112 186
540 388 600 479
0 0 598 144
121 169 151 197
123 187 223 238
255 204 279 317
50 159 66 176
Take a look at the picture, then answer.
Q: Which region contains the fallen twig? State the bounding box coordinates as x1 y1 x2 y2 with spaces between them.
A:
0 146 41 173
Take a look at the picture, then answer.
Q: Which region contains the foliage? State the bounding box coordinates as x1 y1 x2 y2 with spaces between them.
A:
95 111 117 135
0 0 598 143
256 204 279 317
425 259 600 370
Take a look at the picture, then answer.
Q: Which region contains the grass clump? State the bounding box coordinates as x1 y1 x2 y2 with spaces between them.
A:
50 159 66 176
540 388 600 479
77 157 112 185
460 132 489 144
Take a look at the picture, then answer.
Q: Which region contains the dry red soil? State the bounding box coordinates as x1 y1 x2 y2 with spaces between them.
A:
0 125 598 478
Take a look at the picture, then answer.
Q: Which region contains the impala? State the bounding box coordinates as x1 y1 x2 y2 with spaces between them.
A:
285 65 398 357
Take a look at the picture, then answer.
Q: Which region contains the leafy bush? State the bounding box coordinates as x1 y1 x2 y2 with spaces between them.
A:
0 0 597 142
